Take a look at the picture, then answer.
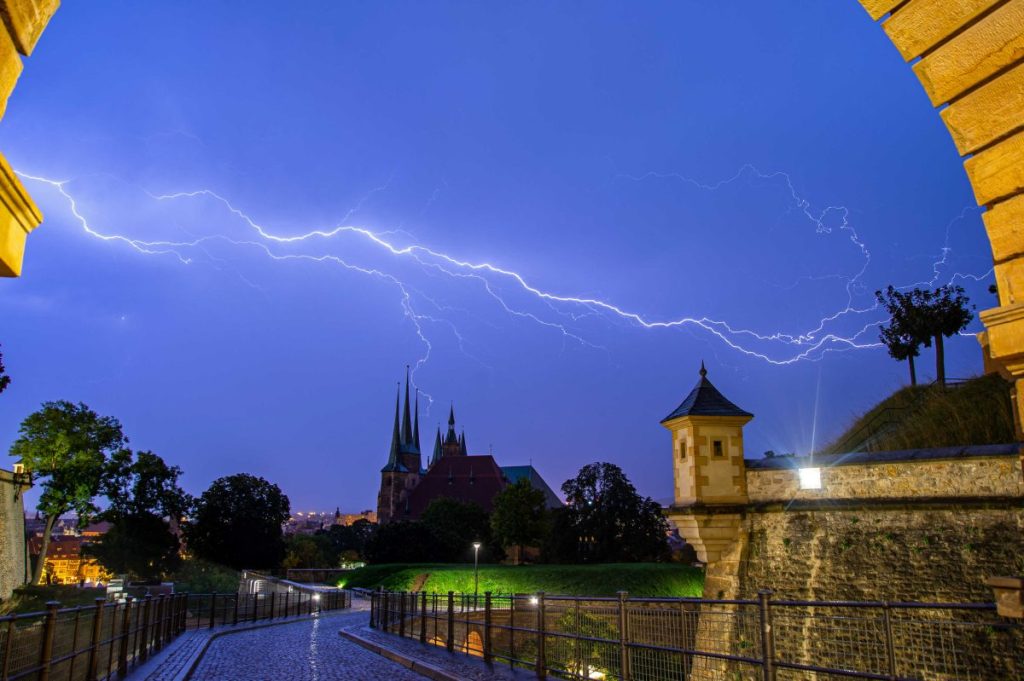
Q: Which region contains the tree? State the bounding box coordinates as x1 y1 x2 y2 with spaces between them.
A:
184 474 290 570
922 285 974 386
420 497 497 562
363 521 435 563
491 478 549 564
87 450 191 580
318 519 374 562
282 534 334 570
10 401 127 584
555 462 668 563
0 344 10 394
876 286 927 386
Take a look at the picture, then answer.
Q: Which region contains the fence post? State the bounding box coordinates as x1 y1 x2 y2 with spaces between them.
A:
383 592 390 632
420 591 427 644
369 591 376 629
757 589 775 681
178 594 187 634
618 591 631 681
139 596 152 664
37 601 60 681
209 594 217 629
85 597 106 680
399 591 407 637
484 592 493 664
118 596 132 679
153 596 165 652
447 591 455 653
882 602 897 680
2 613 18 680
269 591 276 621
535 592 546 679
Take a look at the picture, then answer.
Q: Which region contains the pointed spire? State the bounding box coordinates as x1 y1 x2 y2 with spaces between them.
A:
413 388 421 451
432 427 442 465
700 360 707 378
401 366 413 446
460 431 468 456
384 387 402 471
445 402 458 444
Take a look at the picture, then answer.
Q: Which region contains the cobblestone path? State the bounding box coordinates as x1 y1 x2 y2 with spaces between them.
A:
190 611 428 681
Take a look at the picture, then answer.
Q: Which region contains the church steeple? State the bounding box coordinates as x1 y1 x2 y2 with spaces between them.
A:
414 389 421 452
402 366 414 447
382 388 403 472
445 404 458 445
431 427 442 467
460 431 468 456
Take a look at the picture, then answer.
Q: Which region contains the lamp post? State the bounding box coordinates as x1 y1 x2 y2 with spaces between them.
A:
472 542 482 606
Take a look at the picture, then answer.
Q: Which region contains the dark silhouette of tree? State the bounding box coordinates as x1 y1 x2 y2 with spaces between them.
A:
185 474 290 570
363 521 435 563
554 462 668 563
318 519 375 562
491 478 549 564
876 286 927 386
0 344 10 394
88 450 191 580
420 497 496 562
10 401 127 584
922 285 974 386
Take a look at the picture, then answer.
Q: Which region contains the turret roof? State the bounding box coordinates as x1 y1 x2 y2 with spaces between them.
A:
661 362 752 422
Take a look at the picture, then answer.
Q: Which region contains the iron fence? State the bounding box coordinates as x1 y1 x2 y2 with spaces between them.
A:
0 586 350 681
369 589 1022 681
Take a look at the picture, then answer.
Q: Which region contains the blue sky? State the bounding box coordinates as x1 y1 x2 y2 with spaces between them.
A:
0 2 996 511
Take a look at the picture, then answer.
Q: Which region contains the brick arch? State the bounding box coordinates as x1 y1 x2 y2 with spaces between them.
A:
0 0 1022 430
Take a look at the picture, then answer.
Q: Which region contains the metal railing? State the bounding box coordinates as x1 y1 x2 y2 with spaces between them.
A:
369 589 1022 680
0 586 351 681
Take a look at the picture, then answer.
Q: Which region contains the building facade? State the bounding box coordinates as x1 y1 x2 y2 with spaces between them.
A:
376 369 560 523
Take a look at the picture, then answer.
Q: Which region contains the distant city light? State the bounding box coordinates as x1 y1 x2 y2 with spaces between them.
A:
799 467 822 490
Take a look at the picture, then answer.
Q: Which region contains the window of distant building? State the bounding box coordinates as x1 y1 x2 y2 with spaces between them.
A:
712 440 724 457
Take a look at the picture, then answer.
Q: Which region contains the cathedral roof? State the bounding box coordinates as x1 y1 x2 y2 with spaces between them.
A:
501 465 564 509
661 363 752 423
404 455 507 519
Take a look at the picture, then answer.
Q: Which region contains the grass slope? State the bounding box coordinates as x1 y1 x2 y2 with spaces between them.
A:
339 563 703 597
822 373 1017 454
1 585 106 615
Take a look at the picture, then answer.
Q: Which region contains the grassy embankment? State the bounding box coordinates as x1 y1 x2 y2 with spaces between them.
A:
821 373 1017 454
0 585 106 615
339 563 704 597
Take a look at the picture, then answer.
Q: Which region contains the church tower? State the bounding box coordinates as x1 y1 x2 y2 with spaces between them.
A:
376 367 422 524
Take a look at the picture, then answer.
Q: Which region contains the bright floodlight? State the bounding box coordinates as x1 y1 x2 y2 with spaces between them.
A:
799 467 822 490
529 596 539 605
313 594 321 601
473 542 482 549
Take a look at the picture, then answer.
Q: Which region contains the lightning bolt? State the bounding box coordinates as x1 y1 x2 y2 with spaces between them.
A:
14 166 993 374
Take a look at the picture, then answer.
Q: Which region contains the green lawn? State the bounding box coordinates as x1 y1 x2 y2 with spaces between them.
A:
0 585 107 615
339 563 703 597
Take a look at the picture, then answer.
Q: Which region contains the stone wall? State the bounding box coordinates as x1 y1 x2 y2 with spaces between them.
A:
0 468 29 599
745 445 1024 503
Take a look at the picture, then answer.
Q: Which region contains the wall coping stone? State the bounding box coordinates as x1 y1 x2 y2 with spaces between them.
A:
744 443 1022 471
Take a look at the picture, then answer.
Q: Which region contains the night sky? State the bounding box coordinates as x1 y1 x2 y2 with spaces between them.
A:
0 2 995 513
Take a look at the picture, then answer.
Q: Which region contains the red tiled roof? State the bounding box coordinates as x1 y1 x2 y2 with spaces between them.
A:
405 455 508 519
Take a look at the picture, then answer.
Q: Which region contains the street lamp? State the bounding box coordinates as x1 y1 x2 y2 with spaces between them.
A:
472 541 482 606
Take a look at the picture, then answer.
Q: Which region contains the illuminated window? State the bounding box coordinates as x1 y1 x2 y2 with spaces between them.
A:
712 440 724 457
799 467 822 490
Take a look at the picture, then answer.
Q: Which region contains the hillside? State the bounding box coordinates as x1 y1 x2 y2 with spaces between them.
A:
821 374 1017 454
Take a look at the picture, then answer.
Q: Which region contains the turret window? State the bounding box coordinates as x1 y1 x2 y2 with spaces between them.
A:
712 440 724 457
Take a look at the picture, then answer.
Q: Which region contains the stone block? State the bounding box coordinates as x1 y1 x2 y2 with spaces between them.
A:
0 0 59 56
986 576 1023 618
0 150 42 277
0 22 21 121
983 195 1024 268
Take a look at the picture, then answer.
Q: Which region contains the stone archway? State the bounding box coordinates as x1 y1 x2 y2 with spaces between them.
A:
0 1 1021 431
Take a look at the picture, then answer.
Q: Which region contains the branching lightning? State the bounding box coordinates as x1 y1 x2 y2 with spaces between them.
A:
15 166 994 377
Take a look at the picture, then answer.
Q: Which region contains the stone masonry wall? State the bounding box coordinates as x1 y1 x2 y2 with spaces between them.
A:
0 469 28 600
746 454 1023 503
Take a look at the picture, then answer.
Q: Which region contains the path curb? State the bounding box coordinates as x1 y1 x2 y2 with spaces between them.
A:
339 630 463 681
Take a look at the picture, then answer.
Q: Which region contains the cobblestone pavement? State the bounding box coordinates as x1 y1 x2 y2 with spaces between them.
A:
190 610 428 681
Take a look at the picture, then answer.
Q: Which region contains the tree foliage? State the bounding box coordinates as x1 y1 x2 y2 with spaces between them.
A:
876 285 973 386
363 521 436 563
550 462 668 563
10 401 127 583
282 534 335 570
0 344 10 394
317 519 374 562
87 450 190 580
420 497 497 562
490 478 549 563
185 474 290 570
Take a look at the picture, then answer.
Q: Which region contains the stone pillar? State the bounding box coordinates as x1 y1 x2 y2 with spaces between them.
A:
0 0 58 277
